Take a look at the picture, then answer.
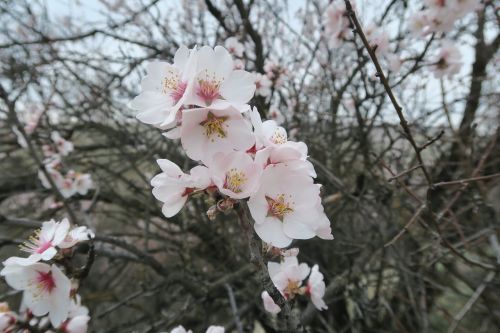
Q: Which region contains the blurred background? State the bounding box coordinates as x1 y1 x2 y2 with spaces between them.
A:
0 0 499 332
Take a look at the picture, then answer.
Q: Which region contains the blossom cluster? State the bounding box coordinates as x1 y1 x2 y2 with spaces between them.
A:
37 131 93 199
131 44 333 249
0 218 94 332
409 0 480 36
261 248 327 314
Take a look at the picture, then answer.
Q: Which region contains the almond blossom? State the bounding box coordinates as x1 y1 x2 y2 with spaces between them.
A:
433 42 463 78
9 218 70 266
0 303 16 332
59 295 90 333
171 326 192 333
0 262 71 327
224 37 244 57
59 225 95 249
131 45 197 129
324 1 352 47
180 107 254 163
191 45 255 110
306 265 328 310
253 73 272 97
261 291 281 314
151 159 211 217
209 151 262 199
50 131 74 156
268 256 310 299
248 164 332 248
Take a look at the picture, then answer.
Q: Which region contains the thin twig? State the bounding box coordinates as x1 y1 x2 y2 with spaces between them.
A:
344 0 432 185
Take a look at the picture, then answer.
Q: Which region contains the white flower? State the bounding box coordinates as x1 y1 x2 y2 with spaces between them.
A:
307 265 328 311
0 303 16 332
224 37 244 57
248 164 331 248
209 151 262 199
73 173 93 195
59 226 95 249
0 262 71 327
189 46 255 110
61 315 90 333
60 295 90 333
51 132 74 156
324 1 352 47
171 326 193 333
151 159 211 217
253 73 272 97
131 45 198 129
205 326 225 333
268 256 310 299
433 42 462 78
180 107 255 163
261 291 281 314
11 219 70 265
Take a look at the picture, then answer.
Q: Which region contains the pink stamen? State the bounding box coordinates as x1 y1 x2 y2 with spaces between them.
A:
197 79 221 104
36 271 56 293
171 81 187 104
36 240 53 254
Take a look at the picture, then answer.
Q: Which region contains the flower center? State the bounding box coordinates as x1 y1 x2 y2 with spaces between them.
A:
36 271 56 293
270 128 287 145
197 70 222 104
162 70 187 104
20 230 53 255
283 280 301 299
224 169 247 193
266 194 294 221
200 111 228 141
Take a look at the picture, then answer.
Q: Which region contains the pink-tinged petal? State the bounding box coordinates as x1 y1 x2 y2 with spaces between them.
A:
248 195 269 224
40 247 58 261
161 195 188 218
173 45 190 69
52 218 70 245
254 219 292 248
267 262 281 279
2 255 42 267
156 159 184 177
213 46 234 78
261 291 281 314
220 70 255 104
282 219 316 240
65 315 90 333
48 265 71 327
163 127 181 139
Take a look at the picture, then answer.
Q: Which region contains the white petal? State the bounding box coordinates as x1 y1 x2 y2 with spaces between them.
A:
254 219 292 248
220 70 256 104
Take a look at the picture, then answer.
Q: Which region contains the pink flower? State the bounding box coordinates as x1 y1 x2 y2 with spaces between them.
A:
51 132 74 156
209 151 262 199
131 45 198 129
180 107 255 163
0 303 16 332
248 164 331 248
73 173 93 195
190 46 255 109
306 265 328 311
11 219 70 265
151 159 211 217
224 37 244 57
267 256 310 299
253 73 272 97
0 262 71 327
261 291 281 314
59 225 95 249
433 42 462 78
